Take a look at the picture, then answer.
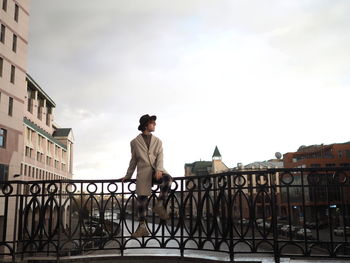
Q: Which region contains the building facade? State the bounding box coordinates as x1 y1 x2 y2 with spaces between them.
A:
0 0 30 183
184 146 230 218
22 74 74 181
282 142 350 225
0 0 74 254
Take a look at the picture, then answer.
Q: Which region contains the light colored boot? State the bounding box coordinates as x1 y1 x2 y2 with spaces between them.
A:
131 222 150 238
153 201 170 220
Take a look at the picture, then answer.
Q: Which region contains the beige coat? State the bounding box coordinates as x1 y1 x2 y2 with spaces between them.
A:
125 134 167 196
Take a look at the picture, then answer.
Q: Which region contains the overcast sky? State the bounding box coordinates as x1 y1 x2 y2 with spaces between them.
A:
28 0 350 179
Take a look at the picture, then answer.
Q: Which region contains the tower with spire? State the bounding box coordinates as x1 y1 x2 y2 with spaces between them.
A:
212 146 222 160
211 146 229 174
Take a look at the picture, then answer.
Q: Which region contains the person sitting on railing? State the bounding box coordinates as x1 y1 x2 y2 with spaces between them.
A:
120 114 172 238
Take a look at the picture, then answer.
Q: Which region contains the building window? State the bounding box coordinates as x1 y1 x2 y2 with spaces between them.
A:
62 163 66 172
46 156 52 166
46 107 52 126
37 98 44 120
14 4 19 22
8 97 13 116
0 24 5 43
10 65 15 83
2 0 7 11
12 34 17 52
47 141 51 153
27 98 33 113
346 150 350 159
325 163 336 167
0 57 3 77
37 105 43 120
37 151 43 162
55 146 59 158
37 134 44 150
310 164 321 168
25 146 33 158
26 127 33 143
338 150 343 159
0 164 9 186
0 128 7 148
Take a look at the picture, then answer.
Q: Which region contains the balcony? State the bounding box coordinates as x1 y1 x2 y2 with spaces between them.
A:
1 167 350 263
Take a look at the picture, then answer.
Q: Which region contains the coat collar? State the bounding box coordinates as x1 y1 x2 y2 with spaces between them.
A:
136 133 156 151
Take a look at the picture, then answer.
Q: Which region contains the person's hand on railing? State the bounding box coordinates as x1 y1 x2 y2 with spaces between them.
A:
155 171 163 180
118 176 128 183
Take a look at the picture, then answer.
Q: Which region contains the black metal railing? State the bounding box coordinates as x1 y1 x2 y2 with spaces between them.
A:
1 167 350 263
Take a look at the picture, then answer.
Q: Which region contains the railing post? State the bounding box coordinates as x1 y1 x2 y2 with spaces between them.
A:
227 173 234 262
270 172 280 263
180 178 184 258
12 182 20 263
57 181 62 263
121 180 125 256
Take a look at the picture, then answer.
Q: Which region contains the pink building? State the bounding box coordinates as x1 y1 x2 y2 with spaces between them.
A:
22 74 74 181
0 0 30 183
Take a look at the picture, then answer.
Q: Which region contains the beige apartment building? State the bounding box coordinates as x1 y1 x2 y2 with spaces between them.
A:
1 0 74 256
0 0 31 255
22 74 74 181
0 0 30 183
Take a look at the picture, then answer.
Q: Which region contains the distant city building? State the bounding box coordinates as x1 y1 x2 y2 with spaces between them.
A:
282 142 350 225
242 159 283 170
184 146 230 217
232 159 284 219
184 146 229 177
283 142 350 168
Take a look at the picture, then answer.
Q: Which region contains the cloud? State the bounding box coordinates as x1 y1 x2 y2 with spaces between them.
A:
27 0 350 178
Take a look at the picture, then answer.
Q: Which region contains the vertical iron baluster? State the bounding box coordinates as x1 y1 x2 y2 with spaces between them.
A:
121 180 125 256
227 173 234 262
325 169 334 256
270 171 280 263
300 170 308 256
180 178 184 257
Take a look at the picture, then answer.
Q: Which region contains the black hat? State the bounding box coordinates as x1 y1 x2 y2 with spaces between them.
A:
138 114 157 131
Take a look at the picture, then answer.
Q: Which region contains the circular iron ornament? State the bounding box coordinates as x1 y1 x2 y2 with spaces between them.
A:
66 183 77 194
47 183 58 194
307 172 320 185
333 171 347 184
202 178 212 190
1 183 13 195
127 181 136 192
170 180 178 191
256 174 268 186
107 183 118 193
218 176 227 188
29 184 41 195
87 183 97 194
186 179 196 191
234 175 246 186
280 172 294 185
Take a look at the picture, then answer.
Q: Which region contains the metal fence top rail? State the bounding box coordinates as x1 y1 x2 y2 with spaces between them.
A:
1 167 350 184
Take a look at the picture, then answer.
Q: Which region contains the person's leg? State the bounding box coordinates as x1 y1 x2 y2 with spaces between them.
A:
158 173 173 203
153 173 172 220
137 195 148 222
132 195 149 238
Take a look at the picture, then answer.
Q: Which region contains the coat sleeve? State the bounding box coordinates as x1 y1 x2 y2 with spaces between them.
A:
155 140 165 172
125 141 137 179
